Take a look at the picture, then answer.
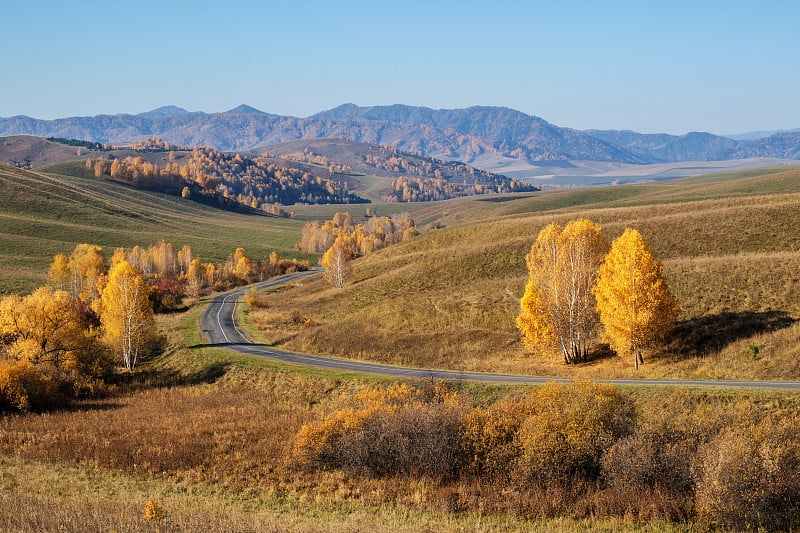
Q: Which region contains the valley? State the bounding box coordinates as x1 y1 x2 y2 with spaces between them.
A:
1 141 800 531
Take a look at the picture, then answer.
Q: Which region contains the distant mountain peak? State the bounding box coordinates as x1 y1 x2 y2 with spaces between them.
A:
138 105 191 118
226 104 267 115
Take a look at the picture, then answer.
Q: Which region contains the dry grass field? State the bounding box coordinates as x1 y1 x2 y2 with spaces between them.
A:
248 167 800 380
2 165 800 531
0 163 310 293
2 309 796 531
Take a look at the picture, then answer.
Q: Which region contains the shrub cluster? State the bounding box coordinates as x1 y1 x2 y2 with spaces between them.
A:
295 381 800 530
295 383 469 479
295 381 632 485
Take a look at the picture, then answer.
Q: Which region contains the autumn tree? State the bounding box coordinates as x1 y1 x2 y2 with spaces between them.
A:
66 244 106 302
47 254 70 291
517 219 608 364
185 258 204 300
100 261 156 371
593 228 678 370
320 236 351 289
0 287 86 366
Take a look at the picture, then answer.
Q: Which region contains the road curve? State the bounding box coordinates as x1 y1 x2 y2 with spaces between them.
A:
199 273 800 390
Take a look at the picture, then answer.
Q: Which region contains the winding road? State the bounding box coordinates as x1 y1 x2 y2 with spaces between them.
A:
199 272 800 390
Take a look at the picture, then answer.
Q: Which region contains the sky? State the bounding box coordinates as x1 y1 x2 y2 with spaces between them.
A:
1 0 798 135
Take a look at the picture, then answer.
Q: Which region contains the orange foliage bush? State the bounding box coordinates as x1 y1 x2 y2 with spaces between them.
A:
0 360 65 411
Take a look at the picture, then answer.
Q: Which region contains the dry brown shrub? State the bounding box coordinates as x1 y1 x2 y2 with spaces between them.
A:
245 287 270 309
294 382 469 479
693 415 800 531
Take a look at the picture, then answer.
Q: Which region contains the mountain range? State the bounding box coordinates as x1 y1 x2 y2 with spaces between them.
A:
2 104 799 167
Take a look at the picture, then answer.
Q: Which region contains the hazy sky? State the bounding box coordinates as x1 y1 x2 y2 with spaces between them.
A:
2 0 797 134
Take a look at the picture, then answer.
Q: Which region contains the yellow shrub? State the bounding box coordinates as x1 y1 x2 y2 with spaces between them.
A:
0 360 65 411
513 381 634 485
460 406 521 478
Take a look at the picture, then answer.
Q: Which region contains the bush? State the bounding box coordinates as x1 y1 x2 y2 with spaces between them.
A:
693 416 800 531
244 288 269 309
513 381 634 486
460 404 521 479
0 360 67 411
294 382 469 479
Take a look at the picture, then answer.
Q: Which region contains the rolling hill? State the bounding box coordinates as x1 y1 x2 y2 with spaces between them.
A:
3 105 800 170
0 163 309 294
249 166 800 380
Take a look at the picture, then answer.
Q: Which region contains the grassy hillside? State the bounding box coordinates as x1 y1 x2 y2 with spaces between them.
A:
0 163 308 293
248 167 800 380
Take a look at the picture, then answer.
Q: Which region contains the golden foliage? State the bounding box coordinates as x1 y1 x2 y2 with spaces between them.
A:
594 228 679 369
100 261 156 371
142 499 166 522
297 212 417 255
513 381 634 485
64 243 106 302
0 287 86 366
320 236 351 289
517 219 608 363
0 360 63 411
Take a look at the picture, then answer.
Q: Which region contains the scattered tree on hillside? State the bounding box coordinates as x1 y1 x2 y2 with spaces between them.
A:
90 143 367 212
517 219 608 364
100 261 156 371
297 212 417 255
320 236 351 289
593 228 678 370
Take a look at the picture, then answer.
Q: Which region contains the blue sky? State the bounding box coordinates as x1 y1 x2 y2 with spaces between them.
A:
2 0 797 134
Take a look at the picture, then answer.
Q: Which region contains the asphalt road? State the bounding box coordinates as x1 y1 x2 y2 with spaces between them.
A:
200 273 800 390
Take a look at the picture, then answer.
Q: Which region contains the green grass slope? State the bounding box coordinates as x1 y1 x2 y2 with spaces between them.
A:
0 162 307 294
249 167 800 381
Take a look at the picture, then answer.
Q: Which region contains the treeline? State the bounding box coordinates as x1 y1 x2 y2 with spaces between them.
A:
48 137 112 151
383 175 534 202
0 240 309 412
296 212 417 256
87 143 368 213
366 144 537 202
295 380 800 531
277 148 353 174
126 137 187 152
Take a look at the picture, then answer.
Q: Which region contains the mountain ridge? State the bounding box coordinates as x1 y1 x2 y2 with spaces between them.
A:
2 104 799 167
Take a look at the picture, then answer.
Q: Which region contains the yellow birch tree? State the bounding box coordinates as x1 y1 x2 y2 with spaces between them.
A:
100 260 156 371
67 244 106 302
321 236 351 289
516 219 608 363
593 228 678 370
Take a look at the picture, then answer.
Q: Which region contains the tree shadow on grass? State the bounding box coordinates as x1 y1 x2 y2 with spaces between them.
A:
663 310 796 360
107 360 232 390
